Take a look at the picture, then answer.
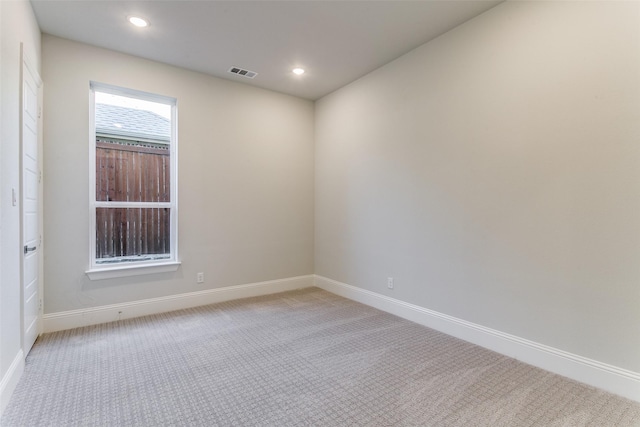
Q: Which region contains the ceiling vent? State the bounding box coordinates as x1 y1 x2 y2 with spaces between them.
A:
228 67 258 79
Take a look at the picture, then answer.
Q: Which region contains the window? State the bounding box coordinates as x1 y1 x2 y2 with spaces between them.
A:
87 83 179 279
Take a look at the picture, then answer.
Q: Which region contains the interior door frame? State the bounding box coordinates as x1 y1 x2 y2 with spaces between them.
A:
20 43 43 355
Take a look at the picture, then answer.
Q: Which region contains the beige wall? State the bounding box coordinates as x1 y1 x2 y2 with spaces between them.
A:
315 1 640 372
0 0 41 412
42 35 314 313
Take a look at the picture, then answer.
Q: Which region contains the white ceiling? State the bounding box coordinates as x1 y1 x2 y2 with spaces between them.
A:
30 1 502 100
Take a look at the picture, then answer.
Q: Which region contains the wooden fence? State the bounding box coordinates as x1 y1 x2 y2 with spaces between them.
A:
95 140 171 261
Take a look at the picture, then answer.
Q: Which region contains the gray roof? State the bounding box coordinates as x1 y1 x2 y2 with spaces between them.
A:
96 104 170 143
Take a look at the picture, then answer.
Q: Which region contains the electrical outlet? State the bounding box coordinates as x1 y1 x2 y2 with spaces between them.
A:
387 277 394 289
197 272 205 283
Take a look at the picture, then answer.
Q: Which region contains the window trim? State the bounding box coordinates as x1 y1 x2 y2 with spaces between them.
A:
86 82 179 279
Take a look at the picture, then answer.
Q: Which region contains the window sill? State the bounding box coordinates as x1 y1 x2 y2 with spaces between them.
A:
86 261 181 281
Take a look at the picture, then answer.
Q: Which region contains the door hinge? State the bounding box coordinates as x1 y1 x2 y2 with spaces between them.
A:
39 170 42 183
38 107 42 119
39 299 43 311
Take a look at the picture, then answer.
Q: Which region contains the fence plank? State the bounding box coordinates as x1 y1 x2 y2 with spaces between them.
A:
95 140 171 260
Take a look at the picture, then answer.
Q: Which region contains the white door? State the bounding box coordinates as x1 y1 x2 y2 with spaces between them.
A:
22 50 42 356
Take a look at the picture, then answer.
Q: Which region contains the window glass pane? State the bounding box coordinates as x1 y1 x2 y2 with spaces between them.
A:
95 208 171 264
95 93 171 203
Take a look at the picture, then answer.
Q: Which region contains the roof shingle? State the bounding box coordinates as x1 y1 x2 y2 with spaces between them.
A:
96 104 170 142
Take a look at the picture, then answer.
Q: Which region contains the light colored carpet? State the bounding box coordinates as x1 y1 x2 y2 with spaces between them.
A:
2 287 639 426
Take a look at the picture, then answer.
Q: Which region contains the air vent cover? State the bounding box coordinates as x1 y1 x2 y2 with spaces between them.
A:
228 67 258 79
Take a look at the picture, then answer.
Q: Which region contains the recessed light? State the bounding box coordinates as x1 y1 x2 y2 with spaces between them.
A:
292 68 305 75
128 16 149 28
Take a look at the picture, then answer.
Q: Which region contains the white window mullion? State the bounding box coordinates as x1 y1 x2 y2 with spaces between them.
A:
89 88 98 268
94 201 174 209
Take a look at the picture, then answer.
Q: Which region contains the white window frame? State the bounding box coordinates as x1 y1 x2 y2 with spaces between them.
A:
86 82 180 280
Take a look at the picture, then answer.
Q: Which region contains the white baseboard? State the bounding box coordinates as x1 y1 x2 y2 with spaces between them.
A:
314 275 640 403
0 350 25 417
43 275 314 333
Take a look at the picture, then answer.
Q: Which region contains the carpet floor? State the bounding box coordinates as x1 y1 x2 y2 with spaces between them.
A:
2 287 639 426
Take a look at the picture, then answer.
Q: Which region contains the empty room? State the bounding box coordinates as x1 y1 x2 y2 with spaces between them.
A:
1 0 639 425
